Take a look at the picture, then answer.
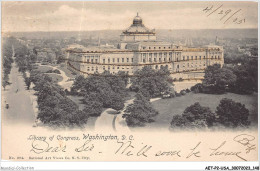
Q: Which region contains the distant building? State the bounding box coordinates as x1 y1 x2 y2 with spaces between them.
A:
66 14 224 78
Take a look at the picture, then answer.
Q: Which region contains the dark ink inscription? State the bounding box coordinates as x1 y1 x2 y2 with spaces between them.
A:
233 134 256 154
30 140 66 154
209 141 246 161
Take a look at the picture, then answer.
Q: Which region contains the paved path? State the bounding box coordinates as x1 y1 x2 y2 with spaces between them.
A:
2 63 35 125
38 64 74 90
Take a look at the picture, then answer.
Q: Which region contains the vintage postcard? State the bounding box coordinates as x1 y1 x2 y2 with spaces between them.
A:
1 0 259 169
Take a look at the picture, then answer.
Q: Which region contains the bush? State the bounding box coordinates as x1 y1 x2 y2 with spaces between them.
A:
180 90 186 95
186 88 191 93
170 92 176 98
179 78 184 82
191 83 203 93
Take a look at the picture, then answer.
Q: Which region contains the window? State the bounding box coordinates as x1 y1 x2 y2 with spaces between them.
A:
211 56 213 59
122 58 124 62
149 47 151 49
108 66 110 70
164 53 167 57
113 58 115 63
183 56 185 60
199 56 201 60
117 58 120 62
191 56 193 60
95 59 98 63
169 58 171 61
154 58 156 62
117 67 119 69
91 59 93 63
103 59 105 63
131 58 133 62
218 56 220 59
159 47 161 49
164 58 166 61
127 58 129 62
143 59 146 63
195 56 197 60
154 47 156 49
108 58 110 63
103 66 105 70
204 56 206 59
187 56 189 60
159 58 161 62
149 58 152 62
87 59 89 62
164 47 166 49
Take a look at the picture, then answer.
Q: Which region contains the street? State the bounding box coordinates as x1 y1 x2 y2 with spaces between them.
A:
2 62 35 125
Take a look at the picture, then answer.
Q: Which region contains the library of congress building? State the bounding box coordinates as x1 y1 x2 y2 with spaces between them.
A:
66 14 224 79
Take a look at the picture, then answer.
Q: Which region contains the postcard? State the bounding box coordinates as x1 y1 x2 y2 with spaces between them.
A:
1 1 258 169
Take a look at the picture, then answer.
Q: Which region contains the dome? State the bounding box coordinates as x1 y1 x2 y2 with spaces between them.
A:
133 13 142 25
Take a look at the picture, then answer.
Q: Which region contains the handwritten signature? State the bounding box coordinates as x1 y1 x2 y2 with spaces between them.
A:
29 134 256 161
203 4 246 25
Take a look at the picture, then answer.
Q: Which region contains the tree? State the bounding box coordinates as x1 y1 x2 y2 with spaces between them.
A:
203 64 237 94
123 93 158 127
182 102 215 127
110 93 125 113
131 66 173 98
24 77 31 90
2 79 9 91
83 101 103 116
216 98 250 127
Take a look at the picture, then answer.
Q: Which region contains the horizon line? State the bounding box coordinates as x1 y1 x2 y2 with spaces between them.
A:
2 28 258 33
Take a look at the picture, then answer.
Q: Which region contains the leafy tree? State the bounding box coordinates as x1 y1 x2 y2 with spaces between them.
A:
203 64 237 94
170 102 215 130
83 101 103 116
123 93 158 127
229 60 258 94
24 77 31 90
216 98 250 127
182 102 215 127
72 71 128 109
110 93 125 113
131 66 173 98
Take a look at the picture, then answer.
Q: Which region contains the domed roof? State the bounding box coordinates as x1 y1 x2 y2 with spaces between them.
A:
122 13 155 35
133 13 142 25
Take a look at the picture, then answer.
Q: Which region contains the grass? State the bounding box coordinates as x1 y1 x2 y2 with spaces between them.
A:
36 65 53 73
57 65 76 78
148 92 258 129
44 73 63 83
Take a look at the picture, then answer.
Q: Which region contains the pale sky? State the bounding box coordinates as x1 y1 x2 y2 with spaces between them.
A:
2 1 258 32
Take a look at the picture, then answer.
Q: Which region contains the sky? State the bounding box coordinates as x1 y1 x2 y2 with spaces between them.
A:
2 1 258 32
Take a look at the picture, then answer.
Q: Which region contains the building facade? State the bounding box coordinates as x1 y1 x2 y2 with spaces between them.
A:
66 14 224 78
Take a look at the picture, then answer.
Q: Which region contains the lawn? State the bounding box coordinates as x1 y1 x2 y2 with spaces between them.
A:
44 73 63 83
148 92 258 130
36 65 53 73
